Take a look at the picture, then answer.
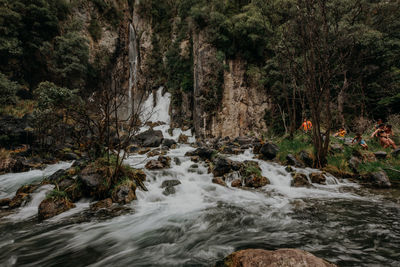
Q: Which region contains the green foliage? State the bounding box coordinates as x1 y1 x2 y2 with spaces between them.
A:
46 189 68 200
34 81 77 110
277 134 313 162
0 72 20 105
90 0 122 28
54 32 89 88
244 165 262 178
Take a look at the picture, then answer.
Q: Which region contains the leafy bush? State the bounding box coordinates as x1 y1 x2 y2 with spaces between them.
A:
0 72 20 105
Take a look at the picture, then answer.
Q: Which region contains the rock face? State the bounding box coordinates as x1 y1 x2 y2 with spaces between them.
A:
38 197 75 221
220 248 337 267
134 129 164 147
260 143 279 160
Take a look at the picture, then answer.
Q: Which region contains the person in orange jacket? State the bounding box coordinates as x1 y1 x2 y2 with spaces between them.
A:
300 118 312 133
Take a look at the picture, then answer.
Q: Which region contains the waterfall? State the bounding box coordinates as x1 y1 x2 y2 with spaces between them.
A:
128 23 139 117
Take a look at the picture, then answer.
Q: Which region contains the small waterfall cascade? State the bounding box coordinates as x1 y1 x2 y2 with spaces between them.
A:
128 23 139 117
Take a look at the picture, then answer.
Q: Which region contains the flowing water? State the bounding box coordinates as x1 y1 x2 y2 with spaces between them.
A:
1 89 399 267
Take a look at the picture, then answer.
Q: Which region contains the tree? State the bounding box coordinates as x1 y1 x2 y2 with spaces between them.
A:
0 72 20 105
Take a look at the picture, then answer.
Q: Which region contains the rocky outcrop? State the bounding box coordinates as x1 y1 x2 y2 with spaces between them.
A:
38 197 75 221
219 248 337 267
241 161 270 188
374 151 387 160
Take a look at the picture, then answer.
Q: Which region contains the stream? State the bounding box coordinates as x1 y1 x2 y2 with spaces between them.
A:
0 89 399 267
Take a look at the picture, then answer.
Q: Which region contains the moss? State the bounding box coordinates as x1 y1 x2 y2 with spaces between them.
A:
46 189 68 200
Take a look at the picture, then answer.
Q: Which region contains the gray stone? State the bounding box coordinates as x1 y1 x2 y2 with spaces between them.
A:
374 151 387 160
286 154 304 168
162 186 176 196
349 156 362 172
330 144 344 153
260 143 279 160
369 171 391 188
161 180 181 188
134 129 163 147
162 139 177 148
299 151 313 167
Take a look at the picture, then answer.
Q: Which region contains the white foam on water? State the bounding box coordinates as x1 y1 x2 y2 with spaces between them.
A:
5 184 54 221
0 161 73 198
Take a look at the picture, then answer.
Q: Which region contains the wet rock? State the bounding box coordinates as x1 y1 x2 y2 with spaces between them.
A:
286 154 304 168
185 147 216 160
134 129 164 147
213 157 234 177
212 177 227 186
285 166 294 173
127 145 139 153
309 172 326 184
79 166 107 198
299 150 313 167
147 149 161 157
191 156 199 162
8 193 30 209
63 152 79 161
65 183 83 202
291 172 310 187
162 186 176 196
244 175 269 188
162 139 177 148
47 169 67 182
178 134 189 144
16 184 39 195
260 143 279 160
231 179 242 187
90 198 113 211
252 140 263 154
112 181 136 204
71 159 88 169
392 148 400 158
38 197 75 221
330 144 344 153
58 177 75 191
161 180 181 188
220 248 337 267
145 160 164 170
174 157 181 165
368 171 391 188
132 169 146 182
138 147 151 155
190 164 199 169
349 156 362 172
0 198 11 207
374 151 387 160
158 156 171 168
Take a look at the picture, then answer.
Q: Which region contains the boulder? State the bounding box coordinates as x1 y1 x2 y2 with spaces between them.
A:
233 136 253 146
161 180 181 188
392 148 400 158
16 184 39 195
260 143 279 160
348 156 362 173
285 166 294 173
185 147 216 160
174 157 181 165
162 186 176 196
299 150 313 167
374 151 387 160
0 198 11 207
63 152 79 161
8 193 30 209
291 172 310 187
231 179 242 187
309 172 326 184
134 129 163 147
90 198 113 211
162 139 177 148
111 181 136 204
212 177 227 186
330 144 344 154
78 166 107 198
137 147 151 155
47 169 67 182
368 171 391 188
213 157 234 177
244 175 269 188
286 154 305 168
58 177 75 191
219 248 337 267
145 156 171 170
38 197 75 221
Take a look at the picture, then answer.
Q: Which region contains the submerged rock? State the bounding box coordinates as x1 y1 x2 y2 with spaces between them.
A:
90 198 113 211
161 180 181 188
366 171 391 188
212 177 227 187
162 186 176 196
0 198 11 207
260 143 279 160
219 248 337 267
38 197 75 221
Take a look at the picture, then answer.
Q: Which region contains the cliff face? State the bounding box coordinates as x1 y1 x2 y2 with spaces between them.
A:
130 3 271 138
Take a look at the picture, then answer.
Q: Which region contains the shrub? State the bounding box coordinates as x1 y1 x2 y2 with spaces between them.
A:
0 72 20 105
